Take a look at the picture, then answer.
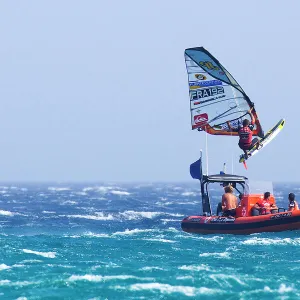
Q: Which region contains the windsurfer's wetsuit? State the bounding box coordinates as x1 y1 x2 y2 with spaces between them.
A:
238 122 258 151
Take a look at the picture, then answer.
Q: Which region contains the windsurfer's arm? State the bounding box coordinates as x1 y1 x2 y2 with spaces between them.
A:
247 109 255 125
226 121 238 132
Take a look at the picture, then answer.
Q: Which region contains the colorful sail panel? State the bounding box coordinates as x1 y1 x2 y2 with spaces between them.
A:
185 47 263 136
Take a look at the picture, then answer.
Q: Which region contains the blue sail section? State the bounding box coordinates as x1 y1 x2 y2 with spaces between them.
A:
185 47 245 95
190 159 202 180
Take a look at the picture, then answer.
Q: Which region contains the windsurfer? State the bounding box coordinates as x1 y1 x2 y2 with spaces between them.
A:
227 110 260 159
288 193 299 211
221 185 238 217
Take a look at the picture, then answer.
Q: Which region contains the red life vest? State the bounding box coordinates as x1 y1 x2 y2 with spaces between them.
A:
256 199 271 214
238 126 253 146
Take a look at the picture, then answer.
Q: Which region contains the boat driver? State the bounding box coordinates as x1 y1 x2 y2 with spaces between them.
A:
221 185 238 217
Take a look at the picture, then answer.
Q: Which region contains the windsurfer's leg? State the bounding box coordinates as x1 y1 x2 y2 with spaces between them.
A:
251 138 259 148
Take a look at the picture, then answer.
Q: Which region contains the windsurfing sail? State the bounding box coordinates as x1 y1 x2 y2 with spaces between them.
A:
184 47 264 137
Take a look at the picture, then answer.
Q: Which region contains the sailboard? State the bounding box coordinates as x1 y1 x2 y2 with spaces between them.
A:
239 119 285 163
184 47 264 137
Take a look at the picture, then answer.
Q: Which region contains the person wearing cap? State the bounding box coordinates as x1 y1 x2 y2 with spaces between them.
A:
253 192 278 215
221 185 238 217
288 193 299 211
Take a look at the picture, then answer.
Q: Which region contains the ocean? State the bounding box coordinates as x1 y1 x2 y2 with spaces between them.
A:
0 182 299 299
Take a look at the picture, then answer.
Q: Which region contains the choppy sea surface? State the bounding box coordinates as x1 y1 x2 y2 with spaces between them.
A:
0 182 300 299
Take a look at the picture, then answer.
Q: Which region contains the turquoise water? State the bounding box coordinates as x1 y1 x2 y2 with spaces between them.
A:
0 182 299 299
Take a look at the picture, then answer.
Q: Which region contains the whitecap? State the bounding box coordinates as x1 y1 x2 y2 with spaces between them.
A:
179 264 211 272
61 200 77 205
83 186 115 193
241 237 300 246
119 211 161 220
209 274 247 287
142 238 176 243
0 264 10 271
181 192 197 197
66 213 114 221
48 187 71 191
68 274 152 282
128 283 222 296
110 190 130 196
140 266 164 271
199 252 230 258
23 249 56 258
112 228 156 236
85 232 110 238
176 276 193 280
0 210 14 216
278 283 294 293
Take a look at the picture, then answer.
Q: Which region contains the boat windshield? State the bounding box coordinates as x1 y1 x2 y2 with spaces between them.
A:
244 181 274 196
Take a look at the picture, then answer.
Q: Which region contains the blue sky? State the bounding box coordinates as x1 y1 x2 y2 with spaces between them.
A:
0 0 298 181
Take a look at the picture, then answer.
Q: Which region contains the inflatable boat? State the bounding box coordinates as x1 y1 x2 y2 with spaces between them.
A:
181 155 300 235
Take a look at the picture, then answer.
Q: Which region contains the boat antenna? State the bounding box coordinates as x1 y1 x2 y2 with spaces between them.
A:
205 129 208 175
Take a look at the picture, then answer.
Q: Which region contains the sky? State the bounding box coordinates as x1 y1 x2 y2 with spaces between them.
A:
0 0 299 182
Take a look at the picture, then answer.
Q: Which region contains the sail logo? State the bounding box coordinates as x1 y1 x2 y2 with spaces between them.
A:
199 61 219 70
194 113 208 126
195 74 207 80
190 86 224 101
189 80 222 89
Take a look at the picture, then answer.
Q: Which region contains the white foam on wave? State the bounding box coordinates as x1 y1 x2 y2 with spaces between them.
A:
179 264 211 272
85 232 111 238
119 211 161 220
23 249 56 258
250 284 294 295
0 264 10 271
68 274 153 282
176 276 193 280
61 200 77 205
119 210 183 220
0 280 36 286
199 252 230 259
241 237 300 246
21 259 43 263
48 187 71 191
0 210 14 216
181 192 197 197
278 283 294 293
143 238 176 243
42 211 56 214
209 274 247 287
140 266 165 271
83 186 115 193
75 192 87 196
112 228 156 236
110 190 130 196
66 212 114 221
161 219 182 223
128 283 222 296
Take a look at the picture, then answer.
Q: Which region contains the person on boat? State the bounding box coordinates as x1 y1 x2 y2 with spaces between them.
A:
288 193 299 211
227 110 260 159
252 192 278 215
221 185 238 217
